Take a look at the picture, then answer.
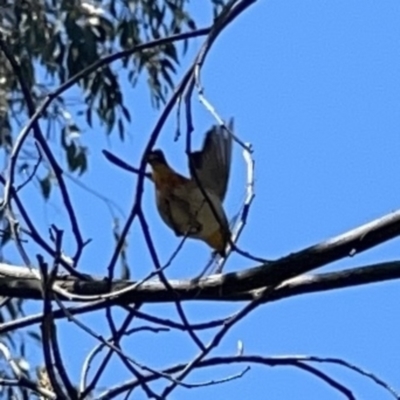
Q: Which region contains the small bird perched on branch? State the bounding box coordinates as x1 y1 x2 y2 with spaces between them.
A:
146 120 233 256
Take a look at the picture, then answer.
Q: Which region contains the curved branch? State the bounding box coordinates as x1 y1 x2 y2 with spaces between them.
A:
100 354 397 400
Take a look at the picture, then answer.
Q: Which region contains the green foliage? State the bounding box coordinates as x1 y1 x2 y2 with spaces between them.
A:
0 0 226 175
39 174 52 200
0 2 229 398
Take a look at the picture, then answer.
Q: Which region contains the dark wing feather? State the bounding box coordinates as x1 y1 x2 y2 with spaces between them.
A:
189 118 233 202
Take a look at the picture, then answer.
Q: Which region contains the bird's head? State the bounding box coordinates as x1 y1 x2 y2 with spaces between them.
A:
146 149 167 167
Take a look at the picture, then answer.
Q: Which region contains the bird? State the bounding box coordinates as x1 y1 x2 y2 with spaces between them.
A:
146 120 233 256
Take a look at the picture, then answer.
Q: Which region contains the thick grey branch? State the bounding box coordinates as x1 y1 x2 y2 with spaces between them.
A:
0 261 398 304
0 208 399 304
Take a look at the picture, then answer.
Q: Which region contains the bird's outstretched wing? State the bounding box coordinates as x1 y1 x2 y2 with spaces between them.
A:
188 119 233 202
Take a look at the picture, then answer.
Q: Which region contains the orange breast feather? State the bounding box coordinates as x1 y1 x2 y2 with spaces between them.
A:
151 165 189 190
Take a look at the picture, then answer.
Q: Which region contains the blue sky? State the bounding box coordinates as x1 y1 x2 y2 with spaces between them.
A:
10 1 400 399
